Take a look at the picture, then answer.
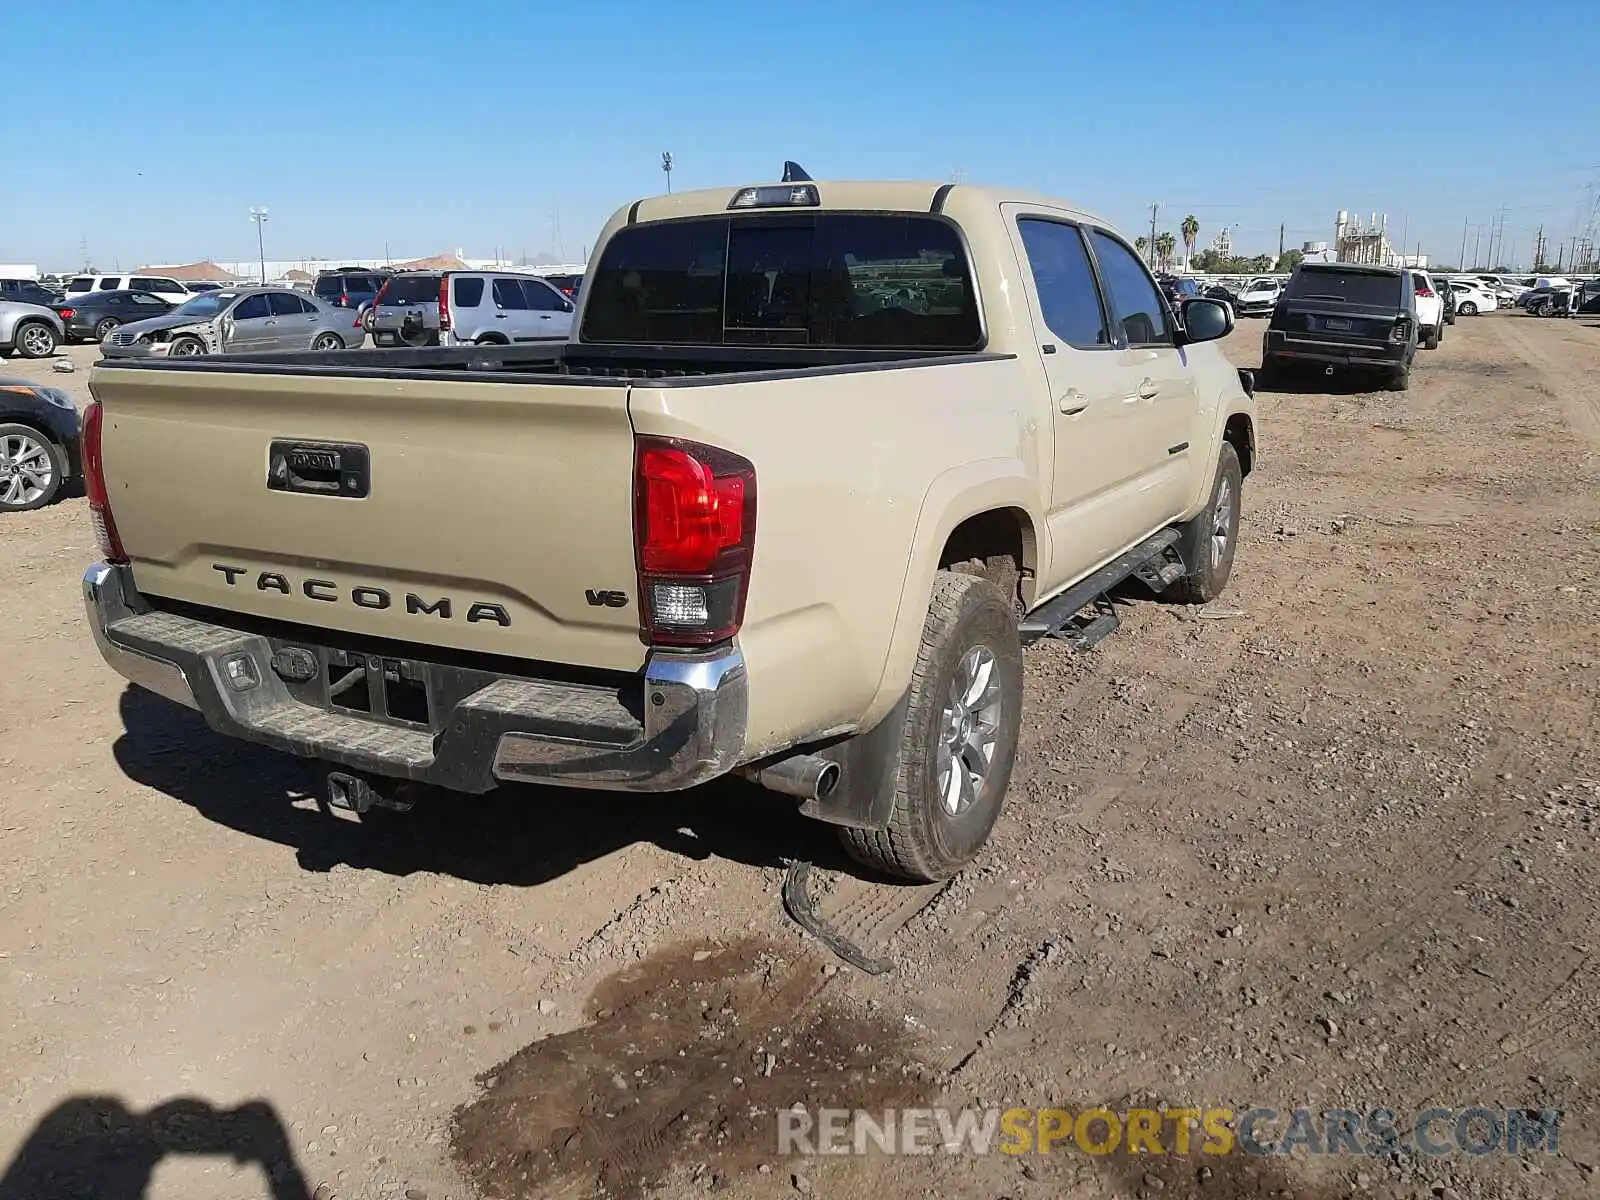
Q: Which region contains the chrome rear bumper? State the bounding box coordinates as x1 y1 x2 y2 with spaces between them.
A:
83 561 747 793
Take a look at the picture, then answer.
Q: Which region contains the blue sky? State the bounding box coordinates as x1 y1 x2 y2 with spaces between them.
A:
5 0 1598 271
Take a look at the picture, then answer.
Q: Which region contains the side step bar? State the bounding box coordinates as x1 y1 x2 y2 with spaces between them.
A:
1019 528 1186 649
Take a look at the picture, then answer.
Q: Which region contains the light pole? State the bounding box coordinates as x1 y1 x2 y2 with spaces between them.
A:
249 206 269 283
661 152 673 194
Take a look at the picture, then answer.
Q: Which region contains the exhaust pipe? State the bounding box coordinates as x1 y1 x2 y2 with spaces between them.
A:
740 754 841 802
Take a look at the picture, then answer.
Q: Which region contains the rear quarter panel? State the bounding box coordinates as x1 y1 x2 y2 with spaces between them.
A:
628 357 1047 756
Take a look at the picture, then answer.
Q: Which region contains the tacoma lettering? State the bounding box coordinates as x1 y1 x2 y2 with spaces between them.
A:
209 564 509 627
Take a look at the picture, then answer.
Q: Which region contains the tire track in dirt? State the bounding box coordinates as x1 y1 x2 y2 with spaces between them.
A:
1492 315 1600 446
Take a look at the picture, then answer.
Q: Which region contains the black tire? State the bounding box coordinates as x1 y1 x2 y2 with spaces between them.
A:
94 317 120 342
1386 364 1411 391
1165 441 1244 605
1256 354 1282 389
1535 299 1554 317
838 572 1023 882
312 332 344 352
1422 324 1440 350
168 335 207 357
1459 301 1477 317
13 320 57 359
474 334 508 346
0 423 67 512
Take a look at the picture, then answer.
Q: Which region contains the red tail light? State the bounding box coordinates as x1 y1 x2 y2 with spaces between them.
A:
634 437 756 646
83 401 127 563
339 292 349 306
437 276 451 331
59 307 75 320
1416 287 1435 298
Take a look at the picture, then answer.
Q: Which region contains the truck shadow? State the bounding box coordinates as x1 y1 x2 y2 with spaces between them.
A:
0 1094 313 1200
111 687 849 887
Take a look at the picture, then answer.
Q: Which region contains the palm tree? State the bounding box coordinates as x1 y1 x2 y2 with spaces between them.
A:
1135 236 1149 264
1181 215 1199 269
1155 232 1176 271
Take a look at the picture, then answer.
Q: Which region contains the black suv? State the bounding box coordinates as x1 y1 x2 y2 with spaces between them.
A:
1262 263 1418 391
313 268 389 312
0 278 61 307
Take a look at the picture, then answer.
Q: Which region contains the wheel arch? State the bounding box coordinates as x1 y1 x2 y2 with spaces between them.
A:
862 463 1043 730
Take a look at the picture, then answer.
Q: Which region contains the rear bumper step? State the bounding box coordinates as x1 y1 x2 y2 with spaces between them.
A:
84 562 747 794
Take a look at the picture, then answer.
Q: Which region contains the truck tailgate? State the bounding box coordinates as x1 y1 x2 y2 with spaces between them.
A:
90 366 647 673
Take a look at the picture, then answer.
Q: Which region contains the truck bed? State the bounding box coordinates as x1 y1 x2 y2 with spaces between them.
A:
98 341 1011 385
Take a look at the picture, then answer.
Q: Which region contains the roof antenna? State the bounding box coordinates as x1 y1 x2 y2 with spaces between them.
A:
782 161 812 183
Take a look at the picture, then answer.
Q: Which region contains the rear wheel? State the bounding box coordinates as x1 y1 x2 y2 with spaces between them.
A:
0 424 65 511
14 320 57 359
1422 324 1440 350
1386 363 1412 391
838 572 1023 882
1166 442 1243 605
1459 301 1477 316
312 332 344 352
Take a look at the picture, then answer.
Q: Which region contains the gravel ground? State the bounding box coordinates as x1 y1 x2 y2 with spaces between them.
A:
0 314 1596 1200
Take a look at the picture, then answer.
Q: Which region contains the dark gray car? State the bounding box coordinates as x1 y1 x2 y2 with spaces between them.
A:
103 287 366 357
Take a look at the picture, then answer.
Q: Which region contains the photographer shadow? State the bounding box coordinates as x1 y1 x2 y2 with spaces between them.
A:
0 1094 313 1200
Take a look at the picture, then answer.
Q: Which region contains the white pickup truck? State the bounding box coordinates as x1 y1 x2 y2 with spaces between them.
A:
82 174 1259 881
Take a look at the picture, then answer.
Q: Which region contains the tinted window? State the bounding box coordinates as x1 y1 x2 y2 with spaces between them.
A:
492 278 529 309
130 293 167 306
98 278 122 290
313 277 341 297
1285 268 1404 306
522 278 569 311
1088 231 1170 344
452 277 485 307
384 274 441 303
582 214 981 348
1017 219 1109 349
130 277 162 291
233 294 271 319
268 291 307 316
344 274 379 294
67 277 94 292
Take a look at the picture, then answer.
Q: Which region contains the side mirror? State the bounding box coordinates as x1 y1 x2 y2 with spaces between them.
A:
562 299 574 313
1179 297 1233 344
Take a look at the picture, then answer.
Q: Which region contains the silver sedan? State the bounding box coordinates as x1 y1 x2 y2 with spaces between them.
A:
102 287 366 358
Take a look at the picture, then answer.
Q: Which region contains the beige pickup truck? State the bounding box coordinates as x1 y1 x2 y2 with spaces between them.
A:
82 176 1257 882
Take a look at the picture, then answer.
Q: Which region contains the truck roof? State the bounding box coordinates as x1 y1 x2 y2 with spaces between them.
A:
619 180 1105 228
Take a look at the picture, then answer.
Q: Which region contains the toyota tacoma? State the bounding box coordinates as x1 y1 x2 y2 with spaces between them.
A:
82 173 1258 881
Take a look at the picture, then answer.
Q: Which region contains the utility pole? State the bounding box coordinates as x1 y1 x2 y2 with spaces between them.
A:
1532 225 1544 269
661 151 674 194
1472 225 1483 269
1147 202 1160 267
249 206 269 283
1457 217 1468 271
1278 222 1285 262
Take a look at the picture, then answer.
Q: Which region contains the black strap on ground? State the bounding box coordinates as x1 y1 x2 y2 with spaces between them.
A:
781 861 894 976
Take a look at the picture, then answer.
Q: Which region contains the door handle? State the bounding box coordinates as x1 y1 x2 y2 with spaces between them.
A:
1058 390 1089 415
495 313 509 319
1137 378 1159 399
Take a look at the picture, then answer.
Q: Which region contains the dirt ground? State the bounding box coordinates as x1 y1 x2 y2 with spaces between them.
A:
1 313 1596 1200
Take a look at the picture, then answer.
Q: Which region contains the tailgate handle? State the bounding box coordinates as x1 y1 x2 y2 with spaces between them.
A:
268 440 370 498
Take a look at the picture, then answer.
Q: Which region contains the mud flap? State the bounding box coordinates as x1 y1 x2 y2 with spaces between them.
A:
795 692 909 830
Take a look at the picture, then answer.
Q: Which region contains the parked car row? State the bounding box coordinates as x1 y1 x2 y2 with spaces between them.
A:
366 270 576 348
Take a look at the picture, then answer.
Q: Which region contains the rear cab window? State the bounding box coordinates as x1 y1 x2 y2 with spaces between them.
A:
1285 268 1405 307
581 213 982 348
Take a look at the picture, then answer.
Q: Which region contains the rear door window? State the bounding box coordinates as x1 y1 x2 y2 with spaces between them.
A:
1016 218 1110 349
268 292 309 316
580 213 981 348
98 277 123 290
452 277 485 307
492 278 529 309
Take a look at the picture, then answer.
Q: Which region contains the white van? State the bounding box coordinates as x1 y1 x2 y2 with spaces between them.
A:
63 274 193 305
